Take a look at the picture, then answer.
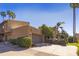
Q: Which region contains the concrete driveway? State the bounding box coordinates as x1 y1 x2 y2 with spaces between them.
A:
0 42 77 56
0 42 55 56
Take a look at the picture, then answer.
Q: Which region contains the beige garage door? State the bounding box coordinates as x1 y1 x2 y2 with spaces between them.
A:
32 34 42 44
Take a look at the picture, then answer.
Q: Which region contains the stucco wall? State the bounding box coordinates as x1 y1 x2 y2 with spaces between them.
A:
7 26 32 39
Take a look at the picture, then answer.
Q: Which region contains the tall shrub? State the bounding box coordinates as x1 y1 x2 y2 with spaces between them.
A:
17 37 32 48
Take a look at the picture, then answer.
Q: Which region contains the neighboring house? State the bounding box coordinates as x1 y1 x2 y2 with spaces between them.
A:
0 20 43 44
76 33 79 40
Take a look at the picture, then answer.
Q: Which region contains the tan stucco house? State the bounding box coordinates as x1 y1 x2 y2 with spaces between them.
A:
0 20 43 44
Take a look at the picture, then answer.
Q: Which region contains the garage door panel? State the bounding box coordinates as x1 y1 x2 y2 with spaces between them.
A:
32 34 42 44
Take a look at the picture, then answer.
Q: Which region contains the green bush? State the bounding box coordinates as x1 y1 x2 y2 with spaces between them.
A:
9 39 17 45
68 36 73 43
17 37 32 48
77 39 79 43
9 37 32 48
77 48 79 56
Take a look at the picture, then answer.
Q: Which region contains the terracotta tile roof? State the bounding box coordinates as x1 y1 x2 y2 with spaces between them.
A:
0 20 42 36
0 20 29 32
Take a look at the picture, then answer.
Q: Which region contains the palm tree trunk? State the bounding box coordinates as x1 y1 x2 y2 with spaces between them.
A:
73 7 76 42
8 16 10 20
3 17 4 20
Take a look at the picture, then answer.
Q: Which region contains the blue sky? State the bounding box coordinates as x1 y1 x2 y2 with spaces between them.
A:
0 3 79 36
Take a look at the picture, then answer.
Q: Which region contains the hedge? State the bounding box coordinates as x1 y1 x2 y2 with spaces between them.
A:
9 37 32 48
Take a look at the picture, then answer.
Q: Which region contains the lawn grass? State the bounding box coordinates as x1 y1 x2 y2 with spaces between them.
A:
67 43 79 47
67 43 79 56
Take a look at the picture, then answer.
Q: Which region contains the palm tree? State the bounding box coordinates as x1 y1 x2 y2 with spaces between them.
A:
56 22 64 29
12 14 16 19
0 10 16 43
6 10 16 41
0 11 6 20
60 27 69 43
7 10 16 20
0 11 6 42
55 22 64 40
70 3 79 42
